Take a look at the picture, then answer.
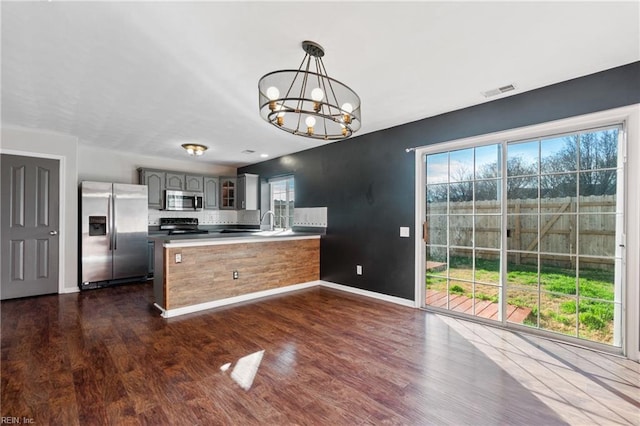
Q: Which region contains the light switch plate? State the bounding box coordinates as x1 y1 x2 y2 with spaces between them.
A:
400 227 410 238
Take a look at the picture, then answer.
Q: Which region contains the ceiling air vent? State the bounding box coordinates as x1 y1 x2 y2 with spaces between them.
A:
481 84 516 98
241 150 256 154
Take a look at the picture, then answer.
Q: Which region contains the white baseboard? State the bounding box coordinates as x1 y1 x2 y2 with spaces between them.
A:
60 287 80 294
319 280 416 308
155 279 416 318
158 281 322 318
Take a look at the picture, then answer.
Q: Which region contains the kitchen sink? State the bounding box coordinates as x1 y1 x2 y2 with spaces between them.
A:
254 230 295 236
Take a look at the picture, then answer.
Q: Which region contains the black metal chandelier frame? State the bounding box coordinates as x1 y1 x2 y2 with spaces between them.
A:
258 41 361 141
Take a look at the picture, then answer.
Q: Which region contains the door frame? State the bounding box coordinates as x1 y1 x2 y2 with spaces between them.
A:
1 149 66 296
414 104 640 361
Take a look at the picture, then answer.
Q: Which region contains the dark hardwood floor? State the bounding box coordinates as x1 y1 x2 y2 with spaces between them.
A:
0 282 608 424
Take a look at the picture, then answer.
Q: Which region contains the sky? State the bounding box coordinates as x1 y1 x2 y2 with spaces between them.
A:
425 127 618 184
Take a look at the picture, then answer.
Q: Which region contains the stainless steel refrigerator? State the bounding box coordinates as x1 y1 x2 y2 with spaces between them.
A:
80 181 148 289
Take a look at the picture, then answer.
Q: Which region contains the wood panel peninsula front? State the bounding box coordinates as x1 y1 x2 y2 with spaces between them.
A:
151 232 321 317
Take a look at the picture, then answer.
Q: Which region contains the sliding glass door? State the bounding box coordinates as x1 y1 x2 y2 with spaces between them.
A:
422 124 624 347
424 144 505 321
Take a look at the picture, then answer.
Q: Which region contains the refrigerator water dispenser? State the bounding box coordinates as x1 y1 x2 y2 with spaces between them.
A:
89 216 107 236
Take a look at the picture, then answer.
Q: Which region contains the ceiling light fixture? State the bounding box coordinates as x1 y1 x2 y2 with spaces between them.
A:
181 143 208 156
258 41 361 141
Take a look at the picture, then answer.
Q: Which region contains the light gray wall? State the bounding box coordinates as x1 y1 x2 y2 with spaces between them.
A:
0 127 238 294
78 144 236 184
1 126 79 292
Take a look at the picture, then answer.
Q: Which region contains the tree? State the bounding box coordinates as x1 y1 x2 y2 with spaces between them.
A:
542 130 618 196
425 127 619 205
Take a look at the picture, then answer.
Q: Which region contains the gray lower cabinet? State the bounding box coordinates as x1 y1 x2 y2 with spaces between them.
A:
204 176 219 209
148 240 154 277
139 169 165 209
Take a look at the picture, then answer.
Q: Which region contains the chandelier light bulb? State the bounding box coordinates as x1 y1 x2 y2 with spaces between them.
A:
341 102 353 124
311 87 324 112
305 116 316 127
266 86 280 100
311 88 324 101
267 86 280 111
275 104 285 126
187 148 194 155
305 116 315 135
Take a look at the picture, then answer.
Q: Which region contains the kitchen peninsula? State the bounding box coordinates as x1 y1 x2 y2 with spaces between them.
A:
151 231 321 317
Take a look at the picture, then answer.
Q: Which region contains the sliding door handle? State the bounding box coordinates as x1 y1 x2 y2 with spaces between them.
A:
422 221 428 244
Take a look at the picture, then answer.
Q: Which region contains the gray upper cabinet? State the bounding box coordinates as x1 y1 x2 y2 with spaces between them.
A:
165 172 185 191
185 175 204 192
139 168 257 211
165 173 203 192
237 173 259 210
139 169 165 209
203 176 219 210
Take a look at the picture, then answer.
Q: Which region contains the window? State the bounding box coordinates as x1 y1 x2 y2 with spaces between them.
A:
269 176 295 229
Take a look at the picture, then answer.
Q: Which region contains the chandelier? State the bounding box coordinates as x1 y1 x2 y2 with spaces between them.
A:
181 143 208 156
258 41 361 140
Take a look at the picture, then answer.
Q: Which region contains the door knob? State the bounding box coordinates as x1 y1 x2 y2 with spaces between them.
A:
50 230 58 236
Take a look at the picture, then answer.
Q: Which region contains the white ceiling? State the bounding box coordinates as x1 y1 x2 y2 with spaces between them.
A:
2 1 638 167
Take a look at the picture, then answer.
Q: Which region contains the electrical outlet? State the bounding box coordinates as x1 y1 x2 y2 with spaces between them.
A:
233 270 239 279
356 265 362 275
175 253 182 263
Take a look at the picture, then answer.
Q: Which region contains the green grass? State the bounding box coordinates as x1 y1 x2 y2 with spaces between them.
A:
548 311 573 326
450 285 465 295
476 293 499 303
426 256 616 343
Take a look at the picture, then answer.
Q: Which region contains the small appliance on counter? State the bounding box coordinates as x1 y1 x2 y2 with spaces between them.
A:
80 181 148 290
160 217 209 235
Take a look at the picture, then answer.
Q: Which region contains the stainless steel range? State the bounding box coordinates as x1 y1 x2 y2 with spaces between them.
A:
160 217 209 235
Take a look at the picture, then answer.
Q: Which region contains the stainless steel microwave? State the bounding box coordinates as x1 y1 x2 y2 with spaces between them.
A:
164 190 204 211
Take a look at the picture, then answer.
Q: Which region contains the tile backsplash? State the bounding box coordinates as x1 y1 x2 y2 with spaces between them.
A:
148 208 323 227
148 209 259 226
293 207 327 227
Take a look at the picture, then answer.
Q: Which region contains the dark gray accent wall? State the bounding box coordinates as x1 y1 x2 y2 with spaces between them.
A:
240 62 640 301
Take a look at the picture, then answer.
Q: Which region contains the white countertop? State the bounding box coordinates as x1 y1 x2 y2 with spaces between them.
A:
150 230 321 248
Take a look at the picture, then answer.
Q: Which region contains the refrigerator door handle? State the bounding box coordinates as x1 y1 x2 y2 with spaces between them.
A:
108 193 113 250
112 193 118 250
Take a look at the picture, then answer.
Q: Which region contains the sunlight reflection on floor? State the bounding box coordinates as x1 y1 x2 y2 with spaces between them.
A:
437 315 640 425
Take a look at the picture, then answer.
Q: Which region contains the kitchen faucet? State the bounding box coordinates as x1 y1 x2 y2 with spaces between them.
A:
260 210 275 231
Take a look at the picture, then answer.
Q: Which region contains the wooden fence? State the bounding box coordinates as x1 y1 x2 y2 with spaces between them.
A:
426 195 617 270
